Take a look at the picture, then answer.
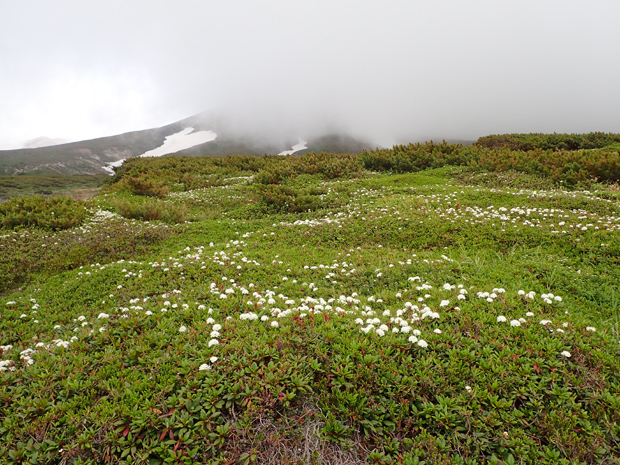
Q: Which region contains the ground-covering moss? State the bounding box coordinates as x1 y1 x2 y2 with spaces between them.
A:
1 149 620 464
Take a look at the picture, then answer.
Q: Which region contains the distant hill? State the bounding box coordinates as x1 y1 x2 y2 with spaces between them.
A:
0 113 373 176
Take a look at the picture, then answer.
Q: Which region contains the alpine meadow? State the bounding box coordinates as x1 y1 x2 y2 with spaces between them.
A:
2 133 620 465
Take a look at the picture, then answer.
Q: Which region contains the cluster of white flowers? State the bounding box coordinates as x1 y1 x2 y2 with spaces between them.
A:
239 312 259 321
2 208 611 380
199 356 219 371
419 187 620 235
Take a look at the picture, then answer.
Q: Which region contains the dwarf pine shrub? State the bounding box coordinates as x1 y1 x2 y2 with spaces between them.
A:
0 195 88 231
112 198 189 223
122 175 170 198
475 132 620 150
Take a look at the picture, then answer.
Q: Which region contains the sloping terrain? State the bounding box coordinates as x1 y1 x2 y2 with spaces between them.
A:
0 113 373 176
1 137 620 463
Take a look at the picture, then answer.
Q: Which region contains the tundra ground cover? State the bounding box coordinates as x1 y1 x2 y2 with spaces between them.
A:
1 148 620 464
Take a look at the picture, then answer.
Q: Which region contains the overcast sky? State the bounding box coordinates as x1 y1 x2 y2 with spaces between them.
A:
1 0 619 149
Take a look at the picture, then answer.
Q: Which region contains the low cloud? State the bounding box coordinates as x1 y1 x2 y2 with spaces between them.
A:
1 1 619 149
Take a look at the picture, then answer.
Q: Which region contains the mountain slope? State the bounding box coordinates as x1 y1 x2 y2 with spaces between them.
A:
0 113 373 176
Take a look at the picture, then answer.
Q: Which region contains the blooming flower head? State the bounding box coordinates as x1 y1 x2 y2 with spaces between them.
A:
561 350 571 358
497 316 507 323
510 320 521 327
179 325 187 333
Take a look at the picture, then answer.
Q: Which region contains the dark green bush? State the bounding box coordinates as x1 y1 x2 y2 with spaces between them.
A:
361 142 620 187
472 146 620 186
122 175 170 198
360 142 470 173
0 219 171 293
105 155 268 189
112 198 189 223
254 153 363 185
256 184 325 213
475 132 620 151
0 195 88 231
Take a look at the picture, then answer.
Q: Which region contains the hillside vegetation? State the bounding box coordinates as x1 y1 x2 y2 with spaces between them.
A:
1 133 620 464
0 175 106 203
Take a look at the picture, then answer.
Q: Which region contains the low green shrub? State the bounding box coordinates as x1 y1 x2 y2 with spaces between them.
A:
0 216 171 293
122 175 170 198
475 132 620 150
112 198 189 223
362 142 620 187
255 184 326 213
472 146 620 187
105 155 268 188
0 195 88 231
360 142 471 173
254 153 363 185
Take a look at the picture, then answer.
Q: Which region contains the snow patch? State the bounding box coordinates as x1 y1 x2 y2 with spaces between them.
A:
102 158 126 175
102 127 216 175
279 138 308 156
140 127 216 158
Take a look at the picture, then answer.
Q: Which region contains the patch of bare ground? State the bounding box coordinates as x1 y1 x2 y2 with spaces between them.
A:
224 403 368 465
71 188 100 200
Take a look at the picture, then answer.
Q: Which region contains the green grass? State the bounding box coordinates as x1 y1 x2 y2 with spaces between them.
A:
0 175 106 202
1 152 620 464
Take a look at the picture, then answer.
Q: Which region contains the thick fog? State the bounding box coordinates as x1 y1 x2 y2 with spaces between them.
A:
1 0 619 149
